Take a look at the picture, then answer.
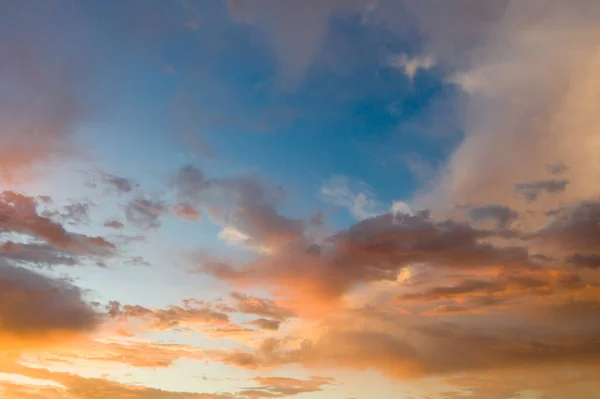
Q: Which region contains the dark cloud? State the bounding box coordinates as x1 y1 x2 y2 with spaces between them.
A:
249 318 282 331
0 241 77 267
546 161 569 175
0 261 100 338
514 179 569 201
567 253 600 269
204 211 536 307
0 191 114 256
535 200 600 253
467 204 518 228
399 275 551 303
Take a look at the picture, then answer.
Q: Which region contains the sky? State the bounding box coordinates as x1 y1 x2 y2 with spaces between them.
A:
1 1 600 398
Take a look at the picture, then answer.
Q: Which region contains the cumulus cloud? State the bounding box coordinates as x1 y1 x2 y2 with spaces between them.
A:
203 211 537 313
230 291 296 321
417 1 600 219
249 318 281 331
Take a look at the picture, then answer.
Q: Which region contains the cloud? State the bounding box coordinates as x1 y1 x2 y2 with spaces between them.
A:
0 242 77 267
320 175 387 220
43 200 92 225
245 376 335 397
124 197 169 230
227 0 366 86
0 362 234 399
171 165 304 249
566 253 600 269
0 261 100 347
100 173 138 194
248 318 281 331
388 53 436 81
514 179 569 201
398 273 583 304
0 2 90 182
534 200 600 254
203 211 536 313
107 299 230 332
229 291 296 321
0 191 114 258
103 219 124 229
467 204 518 229
546 161 569 175
173 202 201 221
417 1 600 218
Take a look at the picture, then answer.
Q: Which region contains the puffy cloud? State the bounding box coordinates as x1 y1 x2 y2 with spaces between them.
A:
534 200 600 254
229 292 296 321
0 261 100 347
417 1 600 219
204 211 536 312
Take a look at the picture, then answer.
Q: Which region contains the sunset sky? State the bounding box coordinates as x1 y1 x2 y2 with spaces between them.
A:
1 1 600 398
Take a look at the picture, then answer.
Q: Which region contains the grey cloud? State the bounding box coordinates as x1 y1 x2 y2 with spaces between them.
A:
172 165 304 248
567 253 600 269
249 318 281 331
514 179 569 201
0 261 100 336
125 197 168 230
467 204 518 228
546 161 569 175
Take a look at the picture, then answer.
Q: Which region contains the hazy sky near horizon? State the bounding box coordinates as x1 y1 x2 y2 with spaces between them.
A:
2 1 600 399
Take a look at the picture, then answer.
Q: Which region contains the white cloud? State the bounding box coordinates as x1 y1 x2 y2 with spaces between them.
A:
217 227 272 254
320 175 385 220
388 53 436 81
321 175 411 220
